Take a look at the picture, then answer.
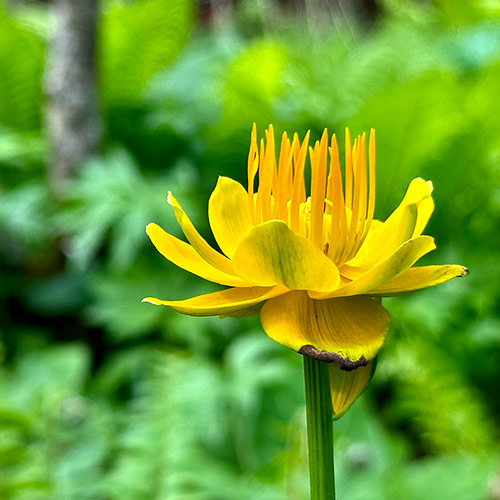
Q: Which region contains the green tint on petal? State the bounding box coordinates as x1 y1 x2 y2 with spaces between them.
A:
232 220 340 292
208 176 253 258
167 192 236 275
330 361 374 420
260 291 389 363
370 264 469 296
309 236 436 299
146 223 247 287
143 285 286 317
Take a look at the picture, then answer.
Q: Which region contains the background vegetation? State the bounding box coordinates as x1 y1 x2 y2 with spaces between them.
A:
1 0 499 498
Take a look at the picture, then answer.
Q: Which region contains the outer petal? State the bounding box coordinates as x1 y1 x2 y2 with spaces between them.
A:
168 192 236 275
232 220 340 293
208 177 253 258
143 285 286 317
310 236 436 299
146 223 248 286
387 178 433 220
348 178 433 268
330 361 374 420
370 264 469 296
413 195 434 237
342 203 418 279
260 291 389 365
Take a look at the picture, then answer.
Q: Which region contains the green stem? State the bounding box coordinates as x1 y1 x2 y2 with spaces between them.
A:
303 356 336 500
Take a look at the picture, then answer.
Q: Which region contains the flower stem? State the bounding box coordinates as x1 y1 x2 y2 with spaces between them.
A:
303 356 335 499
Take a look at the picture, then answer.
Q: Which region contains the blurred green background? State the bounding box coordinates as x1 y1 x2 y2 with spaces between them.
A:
1 0 500 498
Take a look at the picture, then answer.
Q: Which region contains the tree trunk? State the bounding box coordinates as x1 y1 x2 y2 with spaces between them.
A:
44 0 102 196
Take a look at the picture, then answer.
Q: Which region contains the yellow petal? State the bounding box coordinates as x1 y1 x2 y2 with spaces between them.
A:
348 178 433 268
232 220 340 293
348 203 418 269
310 236 436 299
384 178 434 235
392 178 433 209
142 285 286 317
370 264 469 296
330 361 374 420
208 177 253 258
260 291 389 365
413 195 434 237
146 223 247 287
167 192 236 275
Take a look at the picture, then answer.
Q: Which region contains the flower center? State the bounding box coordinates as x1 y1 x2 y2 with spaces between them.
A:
247 125 376 267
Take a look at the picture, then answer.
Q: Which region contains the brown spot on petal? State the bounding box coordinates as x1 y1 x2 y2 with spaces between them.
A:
299 345 368 371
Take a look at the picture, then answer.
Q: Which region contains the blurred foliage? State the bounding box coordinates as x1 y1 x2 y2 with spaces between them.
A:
1 0 500 498
100 0 194 105
0 4 44 132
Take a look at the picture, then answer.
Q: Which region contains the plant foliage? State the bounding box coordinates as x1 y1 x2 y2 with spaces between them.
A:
1 0 499 497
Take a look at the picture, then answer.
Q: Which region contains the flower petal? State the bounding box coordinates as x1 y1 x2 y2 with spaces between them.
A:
413 195 434 237
232 220 340 292
208 177 254 258
168 192 236 275
310 236 436 299
393 177 433 209
370 264 469 296
142 285 286 317
146 223 247 287
329 361 374 419
384 178 434 236
260 291 389 364
347 178 433 268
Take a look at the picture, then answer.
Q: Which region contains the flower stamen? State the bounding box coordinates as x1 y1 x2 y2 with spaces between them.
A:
327 134 348 263
275 132 292 222
290 131 309 233
310 129 328 249
246 125 376 266
363 129 376 242
344 128 353 210
247 123 259 225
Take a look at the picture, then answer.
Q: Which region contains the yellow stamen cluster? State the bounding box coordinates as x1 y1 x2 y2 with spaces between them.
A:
246 124 376 267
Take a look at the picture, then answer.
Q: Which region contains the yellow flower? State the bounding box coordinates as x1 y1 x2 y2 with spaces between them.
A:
143 125 467 416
